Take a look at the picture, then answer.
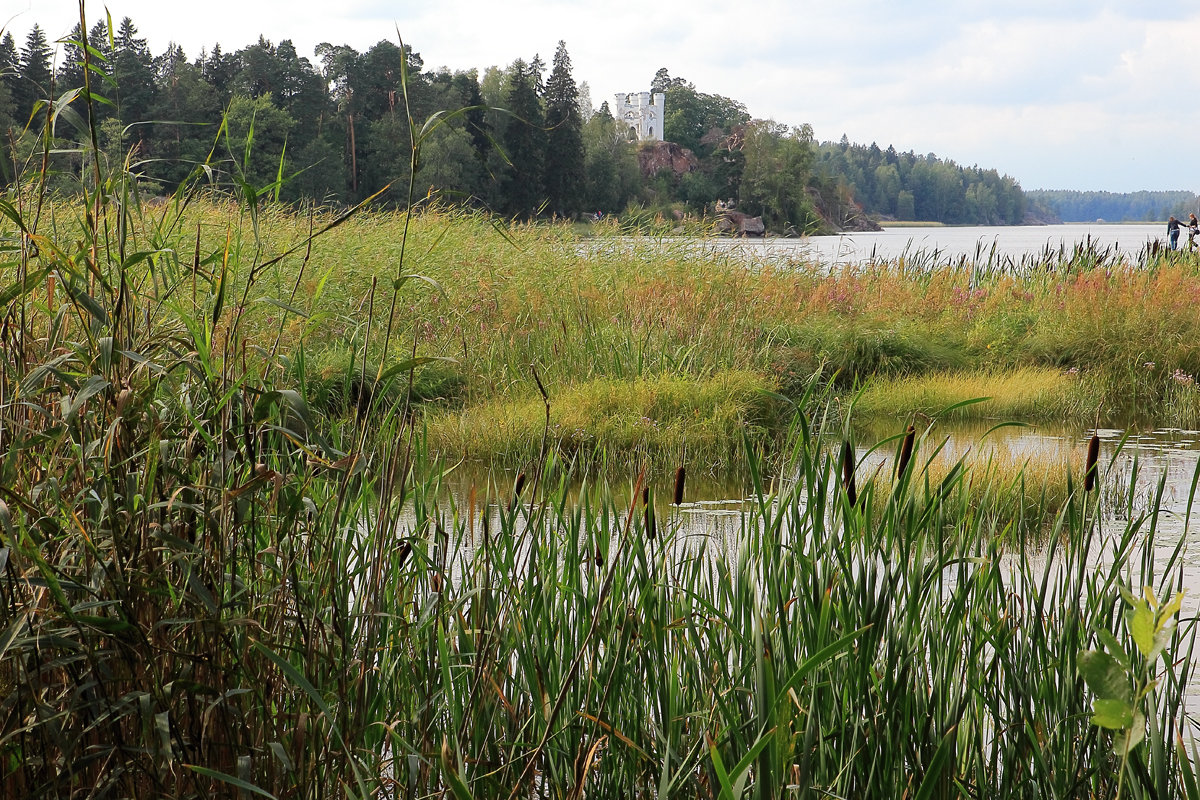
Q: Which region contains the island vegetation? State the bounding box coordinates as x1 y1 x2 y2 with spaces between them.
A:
3 10 1200 799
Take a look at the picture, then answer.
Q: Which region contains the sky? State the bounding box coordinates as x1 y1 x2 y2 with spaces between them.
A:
8 0 1198 193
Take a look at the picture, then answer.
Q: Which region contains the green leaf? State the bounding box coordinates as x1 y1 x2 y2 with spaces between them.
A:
257 296 309 318
1114 713 1147 755
0 265 51 311
913 728 956 800
185 765 277 799
773 626 870 706
1078 649 1131 702
440 738 474 800
1128 603 1156 657
1097 629 1130 669
377 355 457 386
1091 698 1135 730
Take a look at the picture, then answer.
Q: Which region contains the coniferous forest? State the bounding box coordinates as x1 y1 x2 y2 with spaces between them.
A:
1 17 1186 229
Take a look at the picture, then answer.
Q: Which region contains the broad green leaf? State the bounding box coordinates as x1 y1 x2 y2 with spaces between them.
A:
1127 604 1156 657
1091 698 1135 730
1078 649 1131 702
1114 713 1147 755
1097 629 1130 669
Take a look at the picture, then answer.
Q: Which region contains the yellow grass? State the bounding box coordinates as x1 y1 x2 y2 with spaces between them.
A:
853 367 1093 420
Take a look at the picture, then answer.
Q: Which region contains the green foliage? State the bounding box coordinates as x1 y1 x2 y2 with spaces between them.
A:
813 140 1026 226
1080 586 1187 796
500 58 545 218
1029 189 1200 222
542 41 586 218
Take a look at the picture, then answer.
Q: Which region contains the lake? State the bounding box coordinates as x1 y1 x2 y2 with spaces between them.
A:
690 223 1170 268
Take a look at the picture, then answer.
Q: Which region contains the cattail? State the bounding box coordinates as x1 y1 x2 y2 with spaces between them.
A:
672 465 686 506
643 486 656 540
841 440 857 507
509 471 527 512
897 425 916 479
1084 433 1101 492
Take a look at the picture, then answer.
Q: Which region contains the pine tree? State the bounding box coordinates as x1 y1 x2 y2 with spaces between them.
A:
542 41 585 218
500 59 545 218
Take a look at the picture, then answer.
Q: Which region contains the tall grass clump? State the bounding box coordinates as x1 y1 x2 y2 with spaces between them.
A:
0 16 470 796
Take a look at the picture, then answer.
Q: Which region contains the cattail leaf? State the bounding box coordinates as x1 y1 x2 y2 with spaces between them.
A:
185 765 277 799
441 737 474 800
913 728 956 800
773 626 869 706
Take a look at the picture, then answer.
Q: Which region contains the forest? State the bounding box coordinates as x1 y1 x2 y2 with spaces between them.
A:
4 17 1034 230
1025 189 1200 223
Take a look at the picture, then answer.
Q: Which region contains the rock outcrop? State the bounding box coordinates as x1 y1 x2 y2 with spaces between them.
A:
637 141 699 179
714 210 766 237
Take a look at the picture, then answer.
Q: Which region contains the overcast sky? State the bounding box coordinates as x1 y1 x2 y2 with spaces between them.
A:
9 0 1197 192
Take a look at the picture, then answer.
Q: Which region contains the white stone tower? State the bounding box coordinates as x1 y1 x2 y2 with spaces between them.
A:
613 91 665 142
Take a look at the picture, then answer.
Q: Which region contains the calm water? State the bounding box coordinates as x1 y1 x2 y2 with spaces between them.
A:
692 223 1168 268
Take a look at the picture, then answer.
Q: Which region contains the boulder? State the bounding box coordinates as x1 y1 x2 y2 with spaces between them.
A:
714 210 765 237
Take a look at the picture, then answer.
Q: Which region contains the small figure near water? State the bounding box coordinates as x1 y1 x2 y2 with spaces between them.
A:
1168 215 1183 250
1188 213 1199 249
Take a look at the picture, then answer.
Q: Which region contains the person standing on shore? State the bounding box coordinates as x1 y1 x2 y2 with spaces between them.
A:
1187 213 1199 249
1168 215 1183 250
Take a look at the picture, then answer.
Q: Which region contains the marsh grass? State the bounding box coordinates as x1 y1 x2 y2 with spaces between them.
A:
853 366 1099 421
423 369 784 474
857 425 1080 541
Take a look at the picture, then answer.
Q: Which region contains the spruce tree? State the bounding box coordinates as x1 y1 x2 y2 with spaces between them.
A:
15 26 53 121
113 17 158 124
0 34 19 123
500 59 545 218
542 41 585 218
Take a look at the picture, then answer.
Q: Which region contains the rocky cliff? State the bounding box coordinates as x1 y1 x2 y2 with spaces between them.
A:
637 141 699 178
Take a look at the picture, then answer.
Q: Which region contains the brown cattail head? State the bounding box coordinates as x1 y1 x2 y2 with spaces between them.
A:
509 471 527 511
673 466 686 506
841 440 857 507
643 486 656 540
1084 433 1101 492
897 425 916 479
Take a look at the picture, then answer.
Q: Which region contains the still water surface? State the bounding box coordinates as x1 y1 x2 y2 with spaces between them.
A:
689 223 1167 268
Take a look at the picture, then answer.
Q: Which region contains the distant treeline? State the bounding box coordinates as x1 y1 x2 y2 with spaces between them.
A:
1026 190 1199 223
813 138 1027 225
4 17 1030 228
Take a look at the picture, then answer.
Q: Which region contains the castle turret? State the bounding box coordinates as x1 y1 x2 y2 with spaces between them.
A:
613 91 666 142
